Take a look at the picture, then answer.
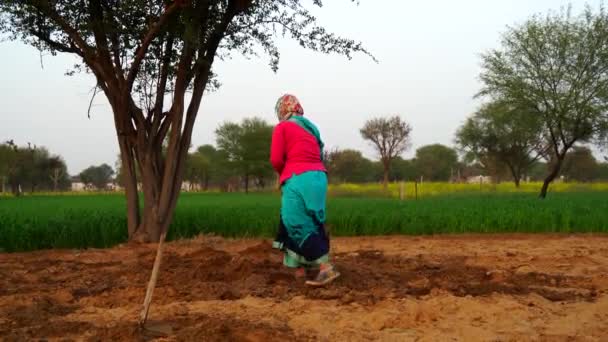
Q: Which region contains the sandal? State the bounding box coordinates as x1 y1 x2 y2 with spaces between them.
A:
305 265 340 287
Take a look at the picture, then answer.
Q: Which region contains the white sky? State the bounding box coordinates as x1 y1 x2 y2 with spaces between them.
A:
0 0 601 174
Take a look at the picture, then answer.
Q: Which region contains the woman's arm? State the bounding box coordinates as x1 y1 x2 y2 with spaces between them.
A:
270 124 286 173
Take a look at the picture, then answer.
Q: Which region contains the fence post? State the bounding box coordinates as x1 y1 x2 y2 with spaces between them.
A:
414 181 418 200
399 181 405 201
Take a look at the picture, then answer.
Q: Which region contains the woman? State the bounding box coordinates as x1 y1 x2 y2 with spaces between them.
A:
270 94 340 286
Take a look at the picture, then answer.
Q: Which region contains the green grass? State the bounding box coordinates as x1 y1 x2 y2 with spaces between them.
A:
1 192 607 252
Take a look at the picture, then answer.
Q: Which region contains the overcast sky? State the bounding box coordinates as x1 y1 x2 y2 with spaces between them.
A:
0 0 601 175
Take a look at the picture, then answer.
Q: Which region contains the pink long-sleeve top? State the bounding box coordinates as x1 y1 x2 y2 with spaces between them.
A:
270 121 326 184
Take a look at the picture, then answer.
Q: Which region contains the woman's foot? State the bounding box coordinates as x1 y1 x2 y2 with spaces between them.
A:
305 264 340 287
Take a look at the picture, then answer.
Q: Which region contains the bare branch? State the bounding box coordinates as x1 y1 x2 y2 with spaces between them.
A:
87 85 100 119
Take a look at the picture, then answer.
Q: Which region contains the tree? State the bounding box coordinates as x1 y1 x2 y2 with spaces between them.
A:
596 161 608 180
414 144 459 182
527 161 549 181
0 141 70 193
0 141 17 193
46 156 70 191
195 144 221 190
456 100 546 187
240 118 274 190
325 149 374 183
79 163 115 190
389 157 418 182
478 6 608 197
184 150 209 190
560 146 598 182
360 116 412 189
18 145 49 193
1 0 371 242
215 117 273 192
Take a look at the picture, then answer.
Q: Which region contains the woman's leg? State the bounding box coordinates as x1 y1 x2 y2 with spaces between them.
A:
279 172 338 284
295 172 340 286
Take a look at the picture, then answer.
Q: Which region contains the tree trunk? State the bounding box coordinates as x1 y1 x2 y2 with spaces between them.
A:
540 156 564 199
126 156 179 243
140 203 165 242
244 174 249 193
139 159 163 241
117 136 142 239
383 162 389 190
507 164 521 188
10 182 20 196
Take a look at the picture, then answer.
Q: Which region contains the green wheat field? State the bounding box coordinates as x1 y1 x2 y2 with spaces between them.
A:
1 182 607 252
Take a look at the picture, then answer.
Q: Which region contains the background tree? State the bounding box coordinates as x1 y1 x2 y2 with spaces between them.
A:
527 161 549 181
183 148 210 190
360 116 412 189
215 117 273 192
0 141 70 194
0 141 18 194
325 149 374 183
18 145 48 193
240 118 274 190
46 156 70 192
195 144 221 190
388 157 418 182
184 152 209 190
414 144 459 182
596 159 608 180
79 163 115 190
456 100 546 187
560 146 598 182
1 0 371 242
478 6 608 197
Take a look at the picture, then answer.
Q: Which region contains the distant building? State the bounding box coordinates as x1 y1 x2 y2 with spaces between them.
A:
181 181 202 192
106 182 121 191
466 175 493 184
71 177 121 191
70 176 86 191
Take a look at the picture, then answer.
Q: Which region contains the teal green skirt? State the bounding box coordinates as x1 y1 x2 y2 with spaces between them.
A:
273 171 330 268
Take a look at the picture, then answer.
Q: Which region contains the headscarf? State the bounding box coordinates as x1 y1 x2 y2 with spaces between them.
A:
275 94 304 122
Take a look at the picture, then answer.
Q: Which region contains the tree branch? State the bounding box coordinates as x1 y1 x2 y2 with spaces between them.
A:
128 99 148 131
151 36 175 134
30 30 80 54
100 0 125 82
37 0 94 57
126 2 181 91
160 1 238 222
87 85 100 119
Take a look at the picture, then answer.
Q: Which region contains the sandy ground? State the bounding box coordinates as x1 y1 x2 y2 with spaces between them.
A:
1 234 608 341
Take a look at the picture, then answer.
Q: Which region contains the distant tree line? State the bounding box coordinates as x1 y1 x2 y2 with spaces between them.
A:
3 114 608 195
0 140 70 195
176 117 608 191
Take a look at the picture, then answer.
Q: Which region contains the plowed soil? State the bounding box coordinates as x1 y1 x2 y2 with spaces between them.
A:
1 234 608 341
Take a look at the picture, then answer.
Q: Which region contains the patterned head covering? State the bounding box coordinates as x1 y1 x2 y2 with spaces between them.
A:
275 94 304 122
